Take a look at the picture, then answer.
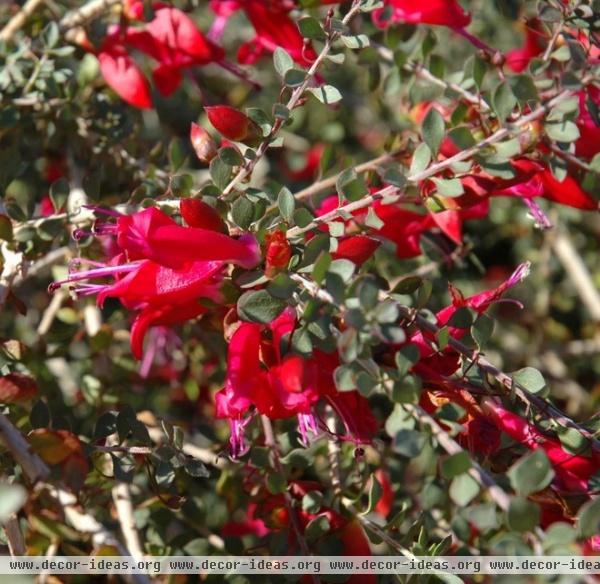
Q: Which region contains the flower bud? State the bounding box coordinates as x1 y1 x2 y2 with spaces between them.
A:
205 105 261 145
190 122 217 163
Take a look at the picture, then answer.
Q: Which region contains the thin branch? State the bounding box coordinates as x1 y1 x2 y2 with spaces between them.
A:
551 230 600 322
220 0 364 198
286 86 585 238
58 0 121 32
292 151 399 204
0 0 46 43
4 513 26 555
375 44 491 111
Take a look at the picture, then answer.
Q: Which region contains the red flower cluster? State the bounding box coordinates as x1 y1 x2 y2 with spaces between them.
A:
51 202 260 360
96 2 226 108
216 308 377 456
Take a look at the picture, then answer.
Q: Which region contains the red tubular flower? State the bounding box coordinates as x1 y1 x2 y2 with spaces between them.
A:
96 4 228 107
251 481 375 580
205 105 262 144
333 235 380 265
481 399 599 493
407 263 530 379
216 308 378 455
51 204 259 362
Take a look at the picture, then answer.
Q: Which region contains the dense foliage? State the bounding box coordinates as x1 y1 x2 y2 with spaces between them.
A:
0 0 599 582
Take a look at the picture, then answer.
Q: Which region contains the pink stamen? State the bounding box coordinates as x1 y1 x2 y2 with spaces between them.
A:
229 417 251 458
297 412 319 446
523 198 553 229
49 261 142 293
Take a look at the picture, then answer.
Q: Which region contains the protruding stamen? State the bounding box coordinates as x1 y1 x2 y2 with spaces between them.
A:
523 198 552 230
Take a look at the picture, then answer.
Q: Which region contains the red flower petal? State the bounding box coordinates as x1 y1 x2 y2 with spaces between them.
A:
98 49 152 109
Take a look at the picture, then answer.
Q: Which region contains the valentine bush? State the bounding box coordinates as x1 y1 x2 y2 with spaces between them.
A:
0 0 599 581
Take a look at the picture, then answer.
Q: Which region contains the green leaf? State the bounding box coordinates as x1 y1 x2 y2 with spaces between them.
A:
545 120 580 143
237 290 287 324
393 429 427 457
442 451 472 479
471 314 495 347
341 34 370 49
578 497 600 538
50 178 70 213
432 177 464 197
383 165 407 188
448 307 473 329
0 214 12 242
508 449 554 496
365 207 384 229
298 16 326 40
0 484 27 523
307 85 343 105
509 74 538 105
336 167 367 202
364 474 383 514
507 497 540 532
492 81 517 122
284 69 307 87
305 515 330 542
273 47 294 77
209 157 231 191
231 197 254 229
422 107 445 156
277 187 295 222
266 472 287 494
511 367 547 393
449 474 480 506
448 126 476 150
219 147 243 166
409 143 432 176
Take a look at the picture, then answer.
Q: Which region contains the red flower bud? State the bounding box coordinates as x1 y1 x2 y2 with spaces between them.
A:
265 230 292 277
205 105 261 144
180 198 227 232
190 122 217 163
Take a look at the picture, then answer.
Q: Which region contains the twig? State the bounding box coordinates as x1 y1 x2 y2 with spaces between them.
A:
289 272 600 449
220 0 364 198
58 0 121 32
375 44 491 111
4 513 26 555
551 230 600 322
0 413 50 483
0 0 46 43
542 24 563 62
37 287 67 337
291 151 399 205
